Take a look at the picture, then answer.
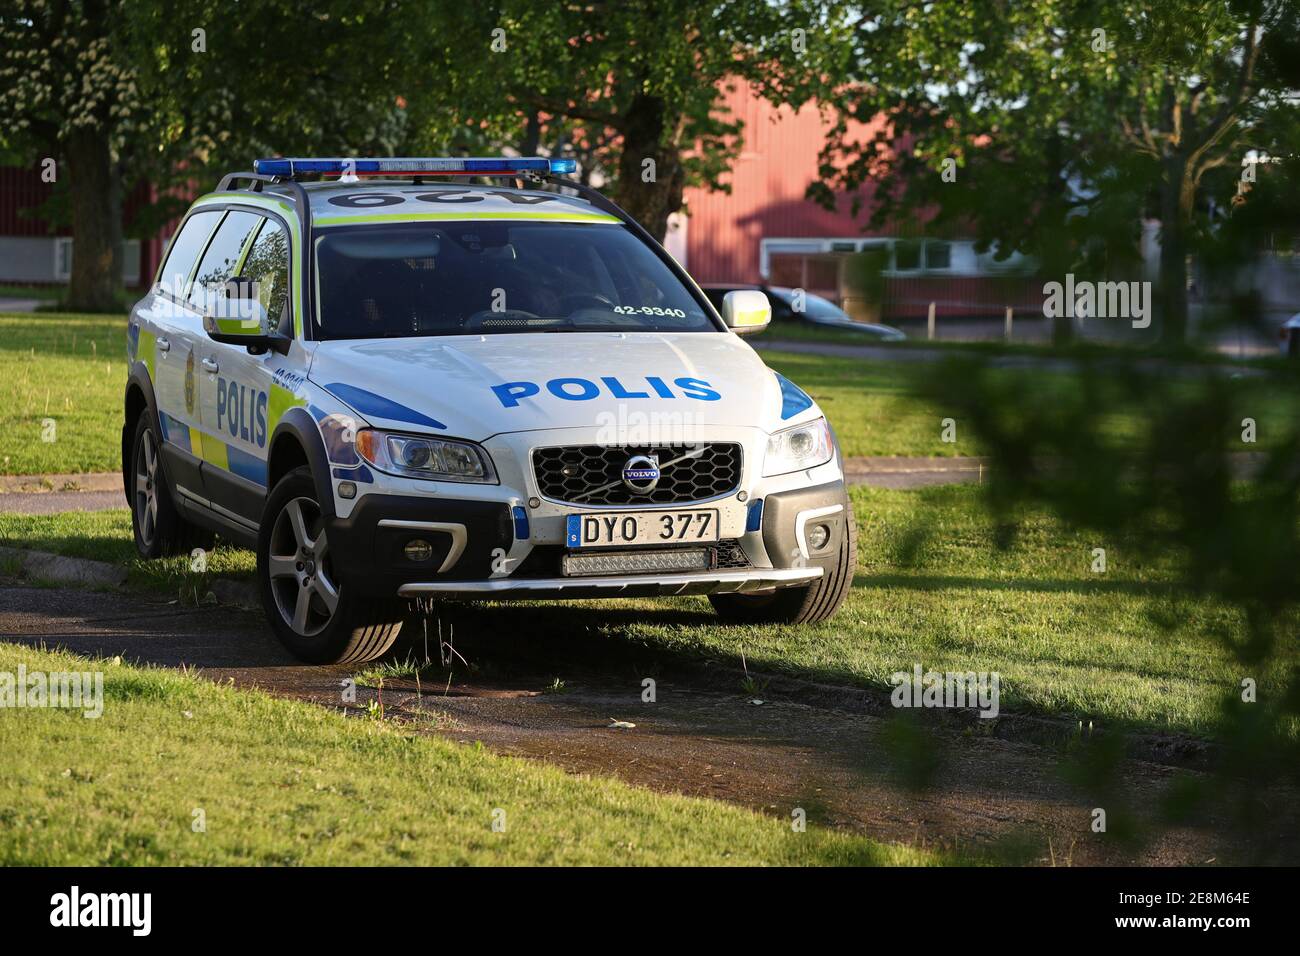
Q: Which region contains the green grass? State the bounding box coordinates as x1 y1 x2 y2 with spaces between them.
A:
761 351 963 458
0 284 61 302
0 311 954 474
762 350 1300 459
4 486 1293 738
456 484 1293 738
0 642 938 866
4 311 1292 472
0 508 254 595
0 312 127 475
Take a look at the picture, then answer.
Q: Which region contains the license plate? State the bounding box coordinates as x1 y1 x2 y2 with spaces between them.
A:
566 510 720 548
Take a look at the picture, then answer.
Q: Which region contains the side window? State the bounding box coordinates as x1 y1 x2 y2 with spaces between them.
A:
187 211 261 312
924 241 952 271
239 218 291 334
156 211 222 300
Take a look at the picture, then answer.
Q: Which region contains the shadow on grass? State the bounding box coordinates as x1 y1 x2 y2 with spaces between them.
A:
0 533 138 565
853 572 1180 597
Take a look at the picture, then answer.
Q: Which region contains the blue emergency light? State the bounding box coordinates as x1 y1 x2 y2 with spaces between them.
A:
252 156 577 178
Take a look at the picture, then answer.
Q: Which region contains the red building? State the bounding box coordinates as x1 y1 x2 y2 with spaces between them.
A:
0 165 164 288
676 80 1039 320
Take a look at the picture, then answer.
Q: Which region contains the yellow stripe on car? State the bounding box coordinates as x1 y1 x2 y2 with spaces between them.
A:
313 210 621 227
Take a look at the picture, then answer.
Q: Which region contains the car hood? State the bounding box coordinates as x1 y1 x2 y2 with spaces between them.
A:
307 332 802 440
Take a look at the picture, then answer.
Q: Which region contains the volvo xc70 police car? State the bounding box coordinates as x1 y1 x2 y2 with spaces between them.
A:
123 157 856 663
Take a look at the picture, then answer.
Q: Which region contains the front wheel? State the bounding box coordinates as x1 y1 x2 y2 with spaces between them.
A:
709 504 857 625
258 466 404 664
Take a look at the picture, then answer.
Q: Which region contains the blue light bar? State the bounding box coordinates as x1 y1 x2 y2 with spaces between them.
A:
252 156 577 177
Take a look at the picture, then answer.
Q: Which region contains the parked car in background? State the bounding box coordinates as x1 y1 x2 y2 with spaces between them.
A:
699 283 906 341
1279 312 1300 356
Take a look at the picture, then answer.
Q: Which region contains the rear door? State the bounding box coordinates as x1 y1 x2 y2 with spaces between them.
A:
197 211 295 524
145 208 223 498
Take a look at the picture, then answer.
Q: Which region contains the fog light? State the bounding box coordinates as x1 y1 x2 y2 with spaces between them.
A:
337 481 357 499
404 539 434 562
807 523 831 551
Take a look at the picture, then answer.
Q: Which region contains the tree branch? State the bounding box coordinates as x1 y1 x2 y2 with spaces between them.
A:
519 94 625 130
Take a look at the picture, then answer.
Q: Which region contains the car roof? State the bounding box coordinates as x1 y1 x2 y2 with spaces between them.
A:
256 180 621 228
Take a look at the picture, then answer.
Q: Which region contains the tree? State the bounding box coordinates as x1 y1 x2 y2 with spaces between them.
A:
409 1 854 240
811 0 1300 345
0 0 413 311
1 1 140 310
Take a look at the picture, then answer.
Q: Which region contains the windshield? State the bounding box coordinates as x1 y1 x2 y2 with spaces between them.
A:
314 221 716 338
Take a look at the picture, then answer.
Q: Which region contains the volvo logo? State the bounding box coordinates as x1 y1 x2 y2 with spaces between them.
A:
621 455 661 494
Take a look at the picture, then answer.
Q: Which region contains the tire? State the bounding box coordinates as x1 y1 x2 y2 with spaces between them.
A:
258 466 403 664
709 502 857 625
128 411 215 558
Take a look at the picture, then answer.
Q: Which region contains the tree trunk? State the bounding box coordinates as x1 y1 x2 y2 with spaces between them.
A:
613 92 684 242
64 126 122 312
1043 131 1073 346
519 110 541 157
1158 159 1189 346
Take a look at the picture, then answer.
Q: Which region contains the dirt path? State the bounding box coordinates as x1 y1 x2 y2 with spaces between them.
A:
3 581 1292 865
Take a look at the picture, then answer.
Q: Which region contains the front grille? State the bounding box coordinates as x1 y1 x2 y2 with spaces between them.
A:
533 443 742 505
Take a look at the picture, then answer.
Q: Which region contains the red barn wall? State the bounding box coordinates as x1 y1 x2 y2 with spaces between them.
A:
683 81 885 285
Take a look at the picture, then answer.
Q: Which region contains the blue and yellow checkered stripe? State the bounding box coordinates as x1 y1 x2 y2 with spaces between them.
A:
159 413 267 487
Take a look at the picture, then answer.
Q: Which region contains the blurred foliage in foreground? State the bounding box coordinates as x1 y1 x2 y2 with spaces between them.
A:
914 351 1300 861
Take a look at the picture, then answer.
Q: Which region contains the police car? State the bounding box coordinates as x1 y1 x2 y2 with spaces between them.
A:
122 157 855 664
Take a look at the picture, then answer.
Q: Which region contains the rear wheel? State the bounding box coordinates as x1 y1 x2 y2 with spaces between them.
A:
129 412 214 558
709 505 857 625
258 466 403 664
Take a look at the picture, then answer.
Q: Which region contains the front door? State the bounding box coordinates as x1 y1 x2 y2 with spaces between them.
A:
197 213 296 525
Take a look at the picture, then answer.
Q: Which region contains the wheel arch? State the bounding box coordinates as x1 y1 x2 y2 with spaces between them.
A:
122 361 163 500
267 406 335 518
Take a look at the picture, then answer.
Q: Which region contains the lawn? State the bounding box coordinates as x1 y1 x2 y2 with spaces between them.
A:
761 350 1300 459
0 642 936 866
6 311 1293 474
0 284 61 302
0 507 254 597
761 350 962 457
4 484 1293 738
0 310 957 475
0 312 127 475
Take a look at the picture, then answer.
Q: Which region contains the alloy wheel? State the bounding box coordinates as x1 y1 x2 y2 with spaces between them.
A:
267 497 339 637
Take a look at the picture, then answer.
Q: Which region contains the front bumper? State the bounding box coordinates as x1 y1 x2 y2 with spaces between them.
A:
397 566 822 600
326 421 849 600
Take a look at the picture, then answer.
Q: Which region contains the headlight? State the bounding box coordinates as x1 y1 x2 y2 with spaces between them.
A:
356 429 497 483
763 417 833 477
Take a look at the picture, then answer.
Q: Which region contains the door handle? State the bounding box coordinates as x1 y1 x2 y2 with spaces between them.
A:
157 336 170 353
202 356 220 374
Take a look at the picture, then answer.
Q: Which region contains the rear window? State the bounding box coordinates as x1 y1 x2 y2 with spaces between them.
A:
313 221 715 339
156 211 221 300
188 211 261 310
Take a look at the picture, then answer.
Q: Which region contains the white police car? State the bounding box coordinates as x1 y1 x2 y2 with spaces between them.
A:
123 157 855 663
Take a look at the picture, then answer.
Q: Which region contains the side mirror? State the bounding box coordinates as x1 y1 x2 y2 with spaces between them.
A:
721 289 771 336
203 278 286 353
